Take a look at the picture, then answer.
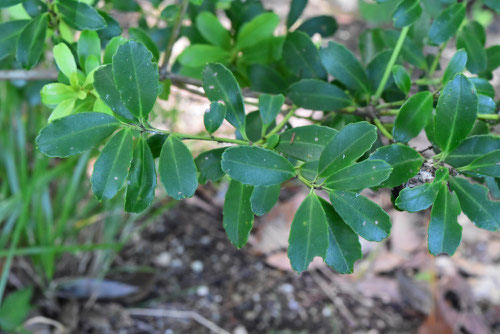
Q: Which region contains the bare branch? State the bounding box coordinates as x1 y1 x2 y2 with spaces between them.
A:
0 69 58 81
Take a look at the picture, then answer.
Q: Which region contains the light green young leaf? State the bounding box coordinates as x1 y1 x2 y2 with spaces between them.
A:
36 112 120 157
236 12 280 50
77 30 101 72
158 135 198 200
258 94 285 125
196 11 231 50
178 44 231 67
91 128 133 201
16 13 48 69
275 125 337 162
324 159 392 190
125 137 157 213
282 31 327 80
329 190 391 242
221 146 295 186
428 2 465 45
48 98 76 122
53 43 78 85
287 192 329 272
428 184 462 256
393 91 433 143
318 121 377 177
223 179 254 248
443 49 467 84
287 79 352 111
250 184 280 216
41 83 78 107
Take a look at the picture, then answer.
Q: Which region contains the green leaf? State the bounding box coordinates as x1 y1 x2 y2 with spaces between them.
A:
486 45 500 72
392 65 411 95
446 135 500 168
77 30 101 72
428 184 462 256
202 63 246 135
318 121 377 177
383 29 427 69
41 83 78 107
221 146 295 186
469 77 494 98
319 198 362 274
250 184 280 216
393 91 433 143
236 12 280 50
395 182 440 212
158 135 198 200
16 13 48 69
358 28 386 64
392 0 422 28
324 159 392 190
275 125 337 162
223 179 254 248
428 2 465 45
287 0 308 28
0 20 29 60
48 98 76 122
366 50 394 93
240 35 284 64
443 49 467 84
329 190 391 242
456 22 487 74
0 0 23 8
460 150 500 178
36 112 120 157
112 41 159 119
57 0 106 30
91 129 133 200
319 42 370 94
435 74 478 153
248 64 288 94
296 15 338 37
196 11 231 50
53 43 77 84
449 177 500 231
237 110 274 142
282 31 327 80
203 101 226 134
484 0 500 12
477 95 496 114
125 137 156 213
287 79 352 111
96 10 122 43
178 44 231 67
369 144 424 188
287 192 329 272
258 94 285 126
94 64 136 121
103 36 126 64
0 288 32 331
195 147 226 184
129 27 160 62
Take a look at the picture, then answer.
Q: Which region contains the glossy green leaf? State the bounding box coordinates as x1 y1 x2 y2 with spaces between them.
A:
40 83 78 107
392 65 411 95
443 49 467 84
287 192 329 272
77 30 101 72
129 27 160 62
202 63 246 135
36 112 120 157
236 111 274 142
203 101 226 134
428 184 462 256
477 94 496 114
276 125 337 162
178 44 231 67
248 64 288 94
282 31 327 80
195 148 226 184
486 45 500 72
0 0 23 8
147 134 168 159
329 190 391 242
428 2 465 45
223 179 254 248
469 77 494 98
366 50 394 93
446 135 500 168
158 135 198 200
16 13 48 69
287 79 352 111
103 36 126 64
319 198 362 274
393 91 433 143
318 121 377 177
57 0 106 30
53 43 77 84
0 20 29 60
0 288 32 331
125 137 156 213
369 144 424 188
96 10 122 43
358 28 386 64
94 64 136 121
319 42 370 94
395 182 440 212
287 0 308 28
435 74 478 153
449 177 500 231
250 184 280 216
383 29 427 69
221 146 295 186
392 0 422 28
112 41 159 119
48 98 76 122
456 22 487 74
297 15 338 37
258 94 285 126
236 12 280 50
460 150 500 178
324 159 392 190
91 129 133 200
196 11 231 49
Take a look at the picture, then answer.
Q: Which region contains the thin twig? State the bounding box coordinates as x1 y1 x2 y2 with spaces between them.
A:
0 69 58 81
